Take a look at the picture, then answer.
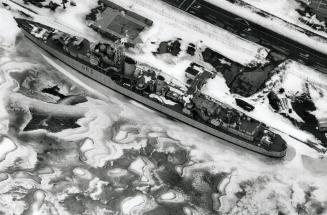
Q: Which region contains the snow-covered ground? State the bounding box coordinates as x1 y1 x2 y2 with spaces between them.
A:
0 7 21 48
117 0 269 67
207 0 327 55
8 0 270 66
202 60 327 145
243 0 303 22
273 61 327 119
2 0 103 42
243 0 326 31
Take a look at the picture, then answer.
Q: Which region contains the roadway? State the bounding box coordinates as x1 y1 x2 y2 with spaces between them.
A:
161 0 327 74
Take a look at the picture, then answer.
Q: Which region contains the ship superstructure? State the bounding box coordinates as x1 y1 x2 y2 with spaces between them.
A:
15 18 287 157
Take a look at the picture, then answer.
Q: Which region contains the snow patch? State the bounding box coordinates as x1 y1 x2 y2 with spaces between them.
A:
121 195 146 215
0 137 17 162
207 0 327 55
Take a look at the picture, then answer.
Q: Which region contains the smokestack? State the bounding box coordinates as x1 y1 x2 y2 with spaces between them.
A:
156 75 166 93
124 57 136 76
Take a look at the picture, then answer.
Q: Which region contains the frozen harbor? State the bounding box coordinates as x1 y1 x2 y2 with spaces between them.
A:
0 0 327 214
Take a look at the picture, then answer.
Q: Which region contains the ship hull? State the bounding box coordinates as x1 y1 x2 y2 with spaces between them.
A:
22 29 286 158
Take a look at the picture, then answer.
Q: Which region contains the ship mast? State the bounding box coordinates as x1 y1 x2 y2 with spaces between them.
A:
113 39 126 70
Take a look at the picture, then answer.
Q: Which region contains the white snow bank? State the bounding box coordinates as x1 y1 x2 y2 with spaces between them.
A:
207 0 327 55
0 8 20 47
243 0 302 23
201 73 234 105
128 157 146 176
121 195 147 215
158 190 186 203
242 0 327 36
0 137 17 161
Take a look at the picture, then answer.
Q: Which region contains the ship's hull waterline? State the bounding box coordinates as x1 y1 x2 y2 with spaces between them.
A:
22 29 287 158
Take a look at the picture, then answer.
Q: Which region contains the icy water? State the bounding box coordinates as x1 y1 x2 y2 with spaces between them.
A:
0 7 327 215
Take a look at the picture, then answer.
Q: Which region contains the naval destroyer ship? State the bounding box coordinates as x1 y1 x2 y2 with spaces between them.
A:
15 18 287 158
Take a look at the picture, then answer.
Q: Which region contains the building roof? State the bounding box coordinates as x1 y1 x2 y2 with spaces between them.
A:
239 119 261 135
94 7 149 43
186 67 200 76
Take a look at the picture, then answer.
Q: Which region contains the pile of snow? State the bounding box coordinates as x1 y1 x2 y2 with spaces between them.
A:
309 85 327 120
207 0 327 55
201 73 234 105
128 157 146 176
274 60 327 120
